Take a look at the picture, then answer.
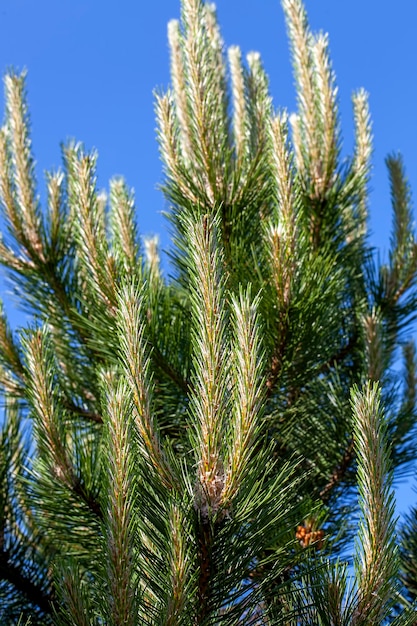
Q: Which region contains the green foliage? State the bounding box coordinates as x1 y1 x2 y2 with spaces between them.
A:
0 0 417 623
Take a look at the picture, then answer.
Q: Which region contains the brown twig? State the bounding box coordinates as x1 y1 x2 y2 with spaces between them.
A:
0 549 54 617
63 400 103 424
266 318 289 399
319 439 355 502
197 519 213 622
152 343 190 395
72 480 102 520
318 331 358 374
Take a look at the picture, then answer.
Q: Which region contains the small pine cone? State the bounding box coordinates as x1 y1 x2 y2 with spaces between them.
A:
296 524 324 549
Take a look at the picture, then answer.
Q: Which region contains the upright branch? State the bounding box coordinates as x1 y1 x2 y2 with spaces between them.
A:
183 212 229 618
65 144 116 308
221 288 265 506
351 382 399 624
54 561 94 626
185 212 228 521
169 0 230 206
385 154 417 302
228 46 247 167
301 384 405 624
282 0 319 178
311 32 339 192
264 113 297 393
0 299 24 394
351 89 372 232
23 329 76 486
100 373 139 626
108 177 140 276
283 0 339 203
116 284 176 491
3 72 44 261
163 503 194 625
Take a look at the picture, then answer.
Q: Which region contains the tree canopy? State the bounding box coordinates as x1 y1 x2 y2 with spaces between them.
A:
0 0 417 623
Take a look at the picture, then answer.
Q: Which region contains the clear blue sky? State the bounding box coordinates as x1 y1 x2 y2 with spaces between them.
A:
0 1 416 514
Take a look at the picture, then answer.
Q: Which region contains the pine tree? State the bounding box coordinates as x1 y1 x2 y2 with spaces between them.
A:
0 0 417 623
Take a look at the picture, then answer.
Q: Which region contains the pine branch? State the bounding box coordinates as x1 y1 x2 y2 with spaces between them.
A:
185 212 228 521
23 329 76 485
3 72 44 262
182 211 230 620
53 560 93 626
337 88 372 243
0 550 53 618
108 177 140 275
228 46 247 167
351 382 399 624
163 503 194 625
117 283 177 491
100 373 139 626
0 299 25 394
384 154 417 304
222 288 265 506
23 329 103 521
